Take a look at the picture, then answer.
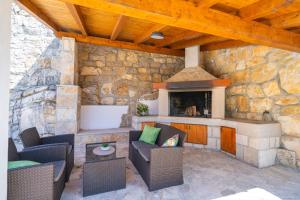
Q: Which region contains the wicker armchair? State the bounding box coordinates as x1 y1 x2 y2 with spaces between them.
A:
19 127 74 181
129 123 186 191
8 138 67 200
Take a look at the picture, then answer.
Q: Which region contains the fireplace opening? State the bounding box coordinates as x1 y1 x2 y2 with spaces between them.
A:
169 91 212 118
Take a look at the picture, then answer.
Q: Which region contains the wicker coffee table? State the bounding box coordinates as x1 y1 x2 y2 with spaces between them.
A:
83 141 126 197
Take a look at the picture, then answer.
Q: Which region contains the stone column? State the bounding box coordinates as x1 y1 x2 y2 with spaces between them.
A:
55 37 81 134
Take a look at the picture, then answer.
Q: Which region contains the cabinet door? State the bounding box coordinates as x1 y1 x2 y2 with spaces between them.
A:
221 127 236 155
189 125 208 144
141 122 156 130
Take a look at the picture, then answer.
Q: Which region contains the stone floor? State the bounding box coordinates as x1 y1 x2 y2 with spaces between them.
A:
62 147 300 200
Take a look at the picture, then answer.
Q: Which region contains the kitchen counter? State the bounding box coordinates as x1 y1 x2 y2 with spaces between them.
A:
132 115 282 168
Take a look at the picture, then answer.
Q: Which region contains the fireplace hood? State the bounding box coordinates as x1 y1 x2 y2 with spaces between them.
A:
153 46 230 90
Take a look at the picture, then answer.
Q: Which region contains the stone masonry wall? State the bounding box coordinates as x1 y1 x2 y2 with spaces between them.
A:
78 43 184 126
202 45 300 168
10 4 61 140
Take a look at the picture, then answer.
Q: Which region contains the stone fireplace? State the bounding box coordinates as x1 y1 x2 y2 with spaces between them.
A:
155 46 230 119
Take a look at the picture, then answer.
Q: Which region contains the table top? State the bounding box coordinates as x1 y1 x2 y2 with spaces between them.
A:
86 141 117 162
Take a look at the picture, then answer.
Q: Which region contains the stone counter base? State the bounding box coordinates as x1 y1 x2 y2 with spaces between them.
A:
132 116 281 168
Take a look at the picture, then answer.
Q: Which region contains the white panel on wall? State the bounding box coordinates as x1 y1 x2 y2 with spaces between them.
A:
139 100 158 115
80 105 128 130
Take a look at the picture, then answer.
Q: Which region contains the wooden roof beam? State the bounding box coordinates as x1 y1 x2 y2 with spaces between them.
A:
201 40 249 51
56 0 300 52
269 10 300 29
111 15 128 40
239 0 298 20
197 0 220 8
66 3 88 35
16 0 59 32
56 32 184 56
156 31 203 47
134 24 166 44
170 35 227 49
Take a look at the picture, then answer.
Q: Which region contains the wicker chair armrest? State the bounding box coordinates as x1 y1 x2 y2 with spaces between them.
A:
129 130 142 143
42 134 74 147
8 163 54 200
19 144 67 163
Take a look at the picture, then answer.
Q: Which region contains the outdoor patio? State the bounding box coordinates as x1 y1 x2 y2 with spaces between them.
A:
63 146 300 200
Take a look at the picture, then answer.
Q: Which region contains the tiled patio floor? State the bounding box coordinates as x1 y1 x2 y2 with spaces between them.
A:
62 147 300 200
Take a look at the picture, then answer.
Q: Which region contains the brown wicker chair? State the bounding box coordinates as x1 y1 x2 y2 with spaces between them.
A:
8 138 67 200
129 123 186 191
19 127 74 181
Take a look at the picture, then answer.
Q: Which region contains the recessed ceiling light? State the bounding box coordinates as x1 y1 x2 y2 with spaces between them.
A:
150 32 164 40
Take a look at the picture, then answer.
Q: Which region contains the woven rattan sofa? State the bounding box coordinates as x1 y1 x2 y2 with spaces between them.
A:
19 127 74 181
129 123 186 191
8 138 67 200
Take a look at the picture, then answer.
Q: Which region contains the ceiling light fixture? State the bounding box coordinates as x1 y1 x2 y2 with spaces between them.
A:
150 32 164 40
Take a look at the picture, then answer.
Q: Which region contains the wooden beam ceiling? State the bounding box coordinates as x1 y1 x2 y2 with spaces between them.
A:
238 0 297 20
56 0 300 52
196 0 220 8
134 24 166 44
171 35 228 49
110 15 128 40
56 32 184 56
66 3 88 35
17 0 59 32
269 11 300 29
156 31 203 47
201 40 249 51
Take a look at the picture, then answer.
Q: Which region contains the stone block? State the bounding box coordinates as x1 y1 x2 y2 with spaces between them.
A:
56 121 78 135
251 63 277 83
280 106 300 115
101 83 112 95
249 98 273 113
279 62 300 94
247 84 264 98
243 146 258 167
236 144 244 160
258 149 277 168
249 137 270 150
212 127 220 138
207 138 217 149
231 70 250 84
101 97 114 105
275 96 299 105
277 149 297 168
262 80 281 97
230 85 246 95
269 137 276 148
56 108 77 122
236 96 249 112
236 134 248 146
281 136 300 160
278 116 300 137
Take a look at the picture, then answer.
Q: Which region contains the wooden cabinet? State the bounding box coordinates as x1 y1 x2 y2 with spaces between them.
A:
171 123 207 144
221 126 236 155
141 121 156 129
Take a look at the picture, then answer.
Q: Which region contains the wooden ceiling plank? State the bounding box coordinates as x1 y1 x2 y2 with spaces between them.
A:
156 31 203 47
134 24 166 44
16 0 59 32
239 0 297 20
56 31 184 56
269 10 300 28
201 40 249 51
197 0 220 8
66 3 88 35
111 15 128 40
56 0 300 52
170 35 228 49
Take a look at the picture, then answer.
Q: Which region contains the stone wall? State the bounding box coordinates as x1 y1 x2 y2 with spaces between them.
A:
202 45 300 168
10 4 61 139
78 44 184 126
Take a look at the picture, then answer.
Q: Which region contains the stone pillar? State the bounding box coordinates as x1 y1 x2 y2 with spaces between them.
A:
55 37 81 134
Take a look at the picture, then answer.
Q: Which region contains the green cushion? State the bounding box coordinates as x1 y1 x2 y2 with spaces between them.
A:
8 160 40 170
139 125 161 145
